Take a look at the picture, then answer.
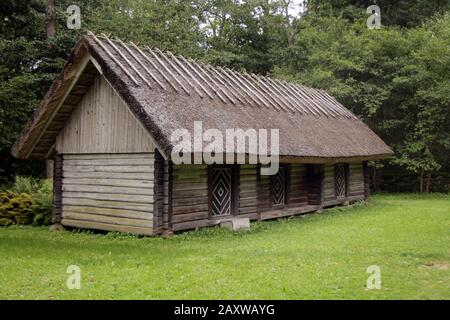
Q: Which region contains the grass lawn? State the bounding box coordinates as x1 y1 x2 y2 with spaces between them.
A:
0 194 448 300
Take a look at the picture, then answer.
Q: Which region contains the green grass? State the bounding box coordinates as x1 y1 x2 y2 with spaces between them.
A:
0 194 449 300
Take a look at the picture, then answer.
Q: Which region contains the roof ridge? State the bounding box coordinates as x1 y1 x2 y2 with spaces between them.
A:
86 31 357 119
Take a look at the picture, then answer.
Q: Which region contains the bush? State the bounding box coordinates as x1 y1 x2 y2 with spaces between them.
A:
7 176 41 195
0 192 34 226
0 176 53 226
31 180 53 226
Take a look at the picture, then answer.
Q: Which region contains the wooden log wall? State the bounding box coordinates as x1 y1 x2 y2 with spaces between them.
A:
348 162 365 201
55 76 155 154
322 164 337 205
52 154 63 224
288 164 308 206
238 164 259 219
153 151 164 234
307 164 323 205
258 166 272 211
60 153 155 235
162 160 172 231
171 164 209 231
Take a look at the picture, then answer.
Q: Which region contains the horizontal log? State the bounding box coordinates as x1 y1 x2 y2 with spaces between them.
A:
172 218 213 232
289 196 308 202
239 175 257 182
172 197 208 207
324 198 348 206
172 189 208 199
63 211 153 228
172 177 208 185
239 198 258 207
64 165 154 173
62 184 153 195
62 218 153 235
64 158 154 166
239 169 258 175
260 205 320 220
348 195 365 202
240 164 258 169
63 197 152 212
172 204 209 215
235 212 259 220
63 171 154 180
238 206 257 214
171 211 209 223
240 188 258 195
63 178 153 188
172 173 207 180
173 164 207 171
63 191 153 203
63 205 152 220
63 153 154 160
172 184 207 192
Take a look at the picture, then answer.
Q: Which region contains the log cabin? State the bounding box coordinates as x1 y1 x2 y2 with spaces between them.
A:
12 33 393 236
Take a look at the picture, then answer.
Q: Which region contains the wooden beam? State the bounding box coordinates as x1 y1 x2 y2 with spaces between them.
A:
25 53 92 158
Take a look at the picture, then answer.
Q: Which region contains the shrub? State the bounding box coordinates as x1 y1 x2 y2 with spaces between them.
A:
0 176 53 226
31 180 53 226
0 192 34 226
7 176 41 195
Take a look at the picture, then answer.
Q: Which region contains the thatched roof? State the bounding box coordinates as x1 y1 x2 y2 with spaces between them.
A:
12 33 393 161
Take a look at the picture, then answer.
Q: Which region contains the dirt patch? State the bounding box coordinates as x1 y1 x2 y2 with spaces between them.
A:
420 262 449 270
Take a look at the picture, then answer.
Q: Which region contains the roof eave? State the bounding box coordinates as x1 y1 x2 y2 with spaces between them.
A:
11 39 91 159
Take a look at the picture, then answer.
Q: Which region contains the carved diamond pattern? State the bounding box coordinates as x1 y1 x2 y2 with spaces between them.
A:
335 164 346 198
211 168 232 216
272 167 286 205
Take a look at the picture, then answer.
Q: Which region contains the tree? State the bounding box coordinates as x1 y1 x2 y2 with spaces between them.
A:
307 0 450 28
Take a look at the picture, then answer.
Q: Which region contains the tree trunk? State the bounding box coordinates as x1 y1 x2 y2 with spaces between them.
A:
46 0 55 42
419 172 424 193
425 172 431 193
372 167 381 192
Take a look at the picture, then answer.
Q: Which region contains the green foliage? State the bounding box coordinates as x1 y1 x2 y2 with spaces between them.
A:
274 12 450 190
0 192 33 226
0 176 53 226
308 0 450 28
7 175 41 194
30 179 53 226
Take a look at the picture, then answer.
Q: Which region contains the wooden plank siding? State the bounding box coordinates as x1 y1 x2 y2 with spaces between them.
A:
306 164 323 205
238 164 259 219
55 76 155 154
322 164 338 206
260 164 312 220
162 160 172 231
152 150 165 234
288 164 308 207
60 153 155 235
348 162 365 202
321 162 365 207
171 164 209 231
258 168 272 212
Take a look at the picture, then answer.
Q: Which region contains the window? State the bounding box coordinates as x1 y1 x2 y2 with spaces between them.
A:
210 167 233 217
271 166 287 206
335 164 347 198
